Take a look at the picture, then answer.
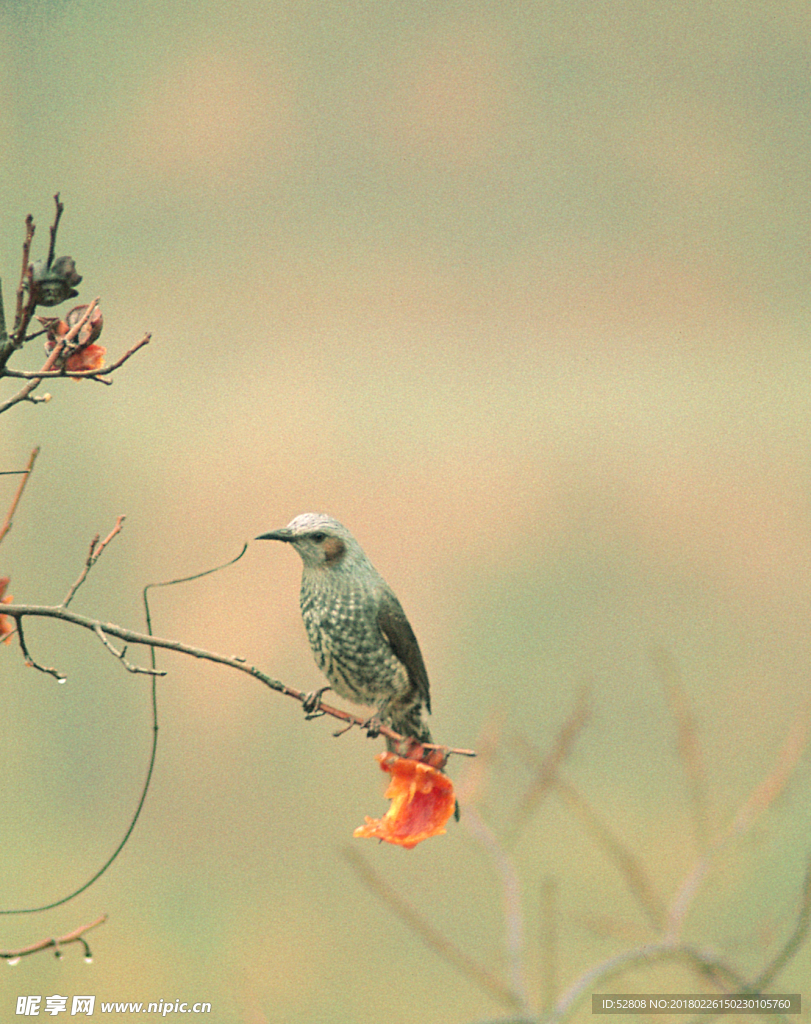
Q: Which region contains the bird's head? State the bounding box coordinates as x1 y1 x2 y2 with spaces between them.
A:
256 512 361 570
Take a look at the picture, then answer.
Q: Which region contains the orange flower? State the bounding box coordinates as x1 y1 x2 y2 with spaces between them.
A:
0 576 14 644
354 753 456 849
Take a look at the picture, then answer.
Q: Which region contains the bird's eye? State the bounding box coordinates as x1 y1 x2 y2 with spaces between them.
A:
311 532 326 543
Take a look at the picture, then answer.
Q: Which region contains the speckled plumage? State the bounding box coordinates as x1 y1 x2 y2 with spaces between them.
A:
257 513 432 749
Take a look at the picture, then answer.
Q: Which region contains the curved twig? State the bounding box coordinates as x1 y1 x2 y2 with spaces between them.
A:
1 914 107 961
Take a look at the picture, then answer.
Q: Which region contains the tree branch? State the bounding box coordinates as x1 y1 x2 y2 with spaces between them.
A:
12 214 36 343
343 847 523 1011
1 331 151 382
0 446 39 545
1 913 106 962
63 514 126 607
1 601 475 757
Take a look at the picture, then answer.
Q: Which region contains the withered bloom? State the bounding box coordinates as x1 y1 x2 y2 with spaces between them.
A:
63 343 106 373
39 304 106 375
354 753 456 849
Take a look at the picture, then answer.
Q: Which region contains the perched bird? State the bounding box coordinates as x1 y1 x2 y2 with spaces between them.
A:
256 512 432 752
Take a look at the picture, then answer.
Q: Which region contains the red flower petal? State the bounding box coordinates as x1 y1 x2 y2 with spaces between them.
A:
354 753 456 849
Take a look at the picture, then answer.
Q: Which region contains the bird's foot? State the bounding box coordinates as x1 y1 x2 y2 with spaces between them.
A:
302 686 331 718
362 714 383 739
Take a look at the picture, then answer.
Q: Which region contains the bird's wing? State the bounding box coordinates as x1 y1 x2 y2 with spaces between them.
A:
377 591 432 714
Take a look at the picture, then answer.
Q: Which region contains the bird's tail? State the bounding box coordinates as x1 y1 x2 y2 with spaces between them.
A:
385 702 433 754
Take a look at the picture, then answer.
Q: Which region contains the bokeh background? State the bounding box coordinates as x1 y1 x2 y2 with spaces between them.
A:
1 1 810 1021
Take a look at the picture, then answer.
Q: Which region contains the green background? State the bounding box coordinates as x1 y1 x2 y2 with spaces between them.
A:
1 2 809 1021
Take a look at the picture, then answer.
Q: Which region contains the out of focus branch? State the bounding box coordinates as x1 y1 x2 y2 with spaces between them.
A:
508 686 591 843
343 847 525 1012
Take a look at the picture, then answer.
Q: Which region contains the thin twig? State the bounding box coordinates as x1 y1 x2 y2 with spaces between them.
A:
1 913 106 961
343 846 524 1012
540 877 559 1012
552 775 667 933
463 806 531 1014
666 699 811 942
727 699 811 840
63 515 126 607
0 334 65 413
544 942 755 1024
507 686 592 843
12 214 35 339
753 854 811 990
651 647 711 853
0 446 39 545
46 193 64 273
93 623 167 676
14 618 65 681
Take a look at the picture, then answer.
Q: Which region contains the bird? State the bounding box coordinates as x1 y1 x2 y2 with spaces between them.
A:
256 512 432 753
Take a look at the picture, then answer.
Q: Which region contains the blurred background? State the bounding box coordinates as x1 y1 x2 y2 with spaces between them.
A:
1 1 809 1021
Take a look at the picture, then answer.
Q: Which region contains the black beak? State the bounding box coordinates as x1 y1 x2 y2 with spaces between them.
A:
255 528 294 542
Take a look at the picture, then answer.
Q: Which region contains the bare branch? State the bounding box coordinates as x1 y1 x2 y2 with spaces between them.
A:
14 618 66 682
666 699 811 942
1 601 474 757
553 775 667 934
46 193 64 273
1 913 106 962
0 336 65 413
12 214 35 340
540 877 559 1012
546 942 754 1024
0 446 39 545
754 854 811 990
652 646 711 852
507 685 592 843
343 846 524 1012
63 515 126 607
727 699 811 840
2 291 150 414
2 332 151 381
462 806 531 1015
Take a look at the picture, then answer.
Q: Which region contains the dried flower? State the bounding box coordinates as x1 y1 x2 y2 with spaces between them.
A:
354 753 456 849
64 343 106 373
0 577 14 644
39 305 106 375
64 303 103 344
29 255 82 307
